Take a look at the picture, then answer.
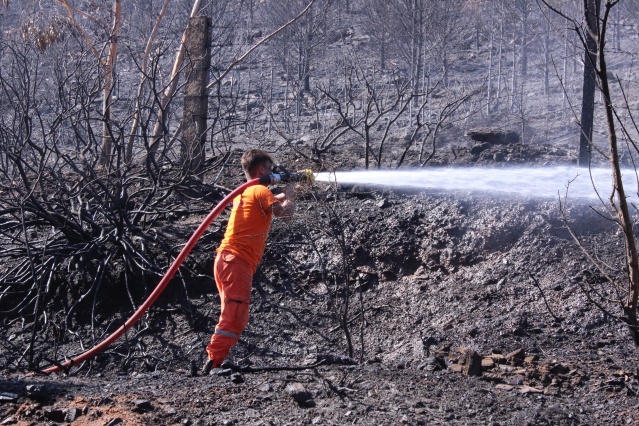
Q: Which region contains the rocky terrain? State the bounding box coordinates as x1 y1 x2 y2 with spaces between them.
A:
2 141 639 426
1 2 639 424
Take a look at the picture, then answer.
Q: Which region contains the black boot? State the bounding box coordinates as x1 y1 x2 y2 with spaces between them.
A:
202 359 216 375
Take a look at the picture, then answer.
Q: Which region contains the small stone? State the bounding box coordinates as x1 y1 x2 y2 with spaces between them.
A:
97 396 114 406
64 407 81 422
259 384 272 392
164 406 177 415
519 385 543 394
105 418 123 426
88 409 103 419
506 375 525 386
495 384 514 391
0 392 18 402
44 408 66 422
132 399 153 412
285 383 314 407
231 373 244 384
497 364 515 372
524 355 538 364
448 364 463 373
376 199 390 208
481 358 495 368
25 384 46 400
548 363 570 375
216 368 234 377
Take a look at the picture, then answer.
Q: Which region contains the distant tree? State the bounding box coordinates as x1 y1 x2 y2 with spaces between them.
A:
510 0 536 78
366 0 470 128
262 0 333 94
317 64 414 169
365 0 392 70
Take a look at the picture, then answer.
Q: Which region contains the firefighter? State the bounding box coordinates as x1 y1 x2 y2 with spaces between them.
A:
203 149 295 374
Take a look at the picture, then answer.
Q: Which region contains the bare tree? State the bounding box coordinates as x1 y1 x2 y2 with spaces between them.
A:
542 0 639 346
262 0 333 94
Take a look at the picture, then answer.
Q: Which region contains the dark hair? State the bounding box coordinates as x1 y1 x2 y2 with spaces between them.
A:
241 149 274 175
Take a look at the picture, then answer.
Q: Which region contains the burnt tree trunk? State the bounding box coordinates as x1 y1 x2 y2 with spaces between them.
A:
180 16 212 175
578 0 600 167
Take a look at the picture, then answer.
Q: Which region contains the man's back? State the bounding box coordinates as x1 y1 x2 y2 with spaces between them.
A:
217 185 278 272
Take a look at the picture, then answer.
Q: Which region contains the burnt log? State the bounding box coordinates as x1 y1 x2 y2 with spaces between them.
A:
466 127 520 145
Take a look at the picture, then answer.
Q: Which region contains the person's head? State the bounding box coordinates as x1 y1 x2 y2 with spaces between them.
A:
241 149 275 180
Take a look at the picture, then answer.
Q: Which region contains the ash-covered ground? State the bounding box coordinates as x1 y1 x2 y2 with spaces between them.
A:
2 143 639 426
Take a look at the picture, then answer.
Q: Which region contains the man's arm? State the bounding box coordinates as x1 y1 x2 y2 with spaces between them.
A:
271 184 295 221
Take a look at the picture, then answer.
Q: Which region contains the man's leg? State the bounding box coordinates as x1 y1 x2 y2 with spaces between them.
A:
206 251 253 367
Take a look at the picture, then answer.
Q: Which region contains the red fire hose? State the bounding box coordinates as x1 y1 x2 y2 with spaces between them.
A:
40 178 261 375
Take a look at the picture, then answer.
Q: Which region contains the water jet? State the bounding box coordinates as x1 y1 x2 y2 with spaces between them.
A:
315 166 639 204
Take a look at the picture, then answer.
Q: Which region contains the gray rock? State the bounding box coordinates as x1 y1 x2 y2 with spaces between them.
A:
105 418 123 426
132 399 153 412
24 384 46 400
216 368 234 377
377 199 390 208
231 373 244 384
466 127 520 144
44 408 66 422
285 383 315 407
64 407 81 422
97 396 114 406
470 142 492 155
258 384 272 392
0 392 18 402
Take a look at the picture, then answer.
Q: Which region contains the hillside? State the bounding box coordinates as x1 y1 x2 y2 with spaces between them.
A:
1 1 639 425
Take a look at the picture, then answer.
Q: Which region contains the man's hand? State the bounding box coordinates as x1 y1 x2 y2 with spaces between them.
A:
272 184 295 220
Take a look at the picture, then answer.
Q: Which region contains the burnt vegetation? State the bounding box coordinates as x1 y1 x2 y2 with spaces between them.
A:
1 0 639 423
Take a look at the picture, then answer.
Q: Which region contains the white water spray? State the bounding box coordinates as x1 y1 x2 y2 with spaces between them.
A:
315 166 639 204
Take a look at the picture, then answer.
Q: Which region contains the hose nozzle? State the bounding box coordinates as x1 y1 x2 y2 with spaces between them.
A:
259 166 314 185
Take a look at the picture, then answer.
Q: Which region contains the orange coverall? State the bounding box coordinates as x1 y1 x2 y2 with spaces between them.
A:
206 185 278 365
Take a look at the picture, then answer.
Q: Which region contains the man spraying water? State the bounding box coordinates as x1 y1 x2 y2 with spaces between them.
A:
203 149 299 374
